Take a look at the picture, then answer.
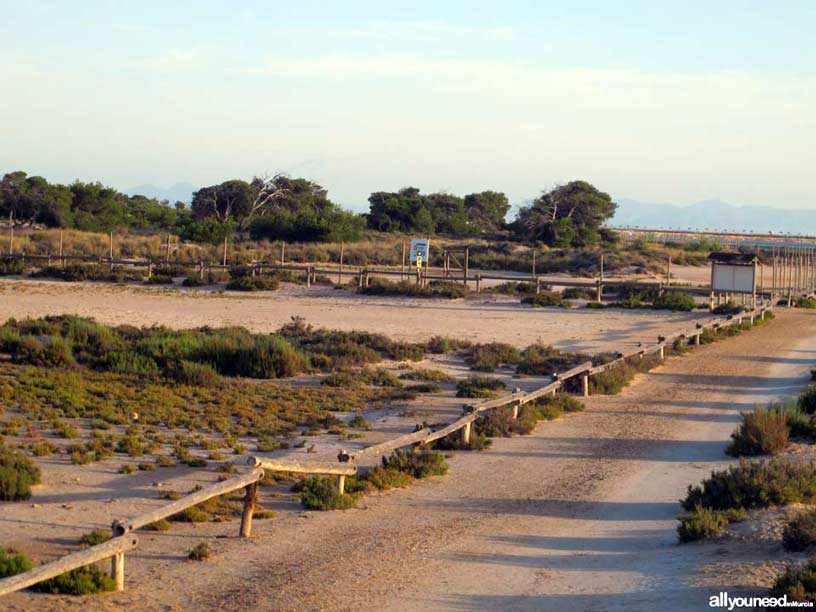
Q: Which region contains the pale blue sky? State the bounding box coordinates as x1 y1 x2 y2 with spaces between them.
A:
1 1 814 209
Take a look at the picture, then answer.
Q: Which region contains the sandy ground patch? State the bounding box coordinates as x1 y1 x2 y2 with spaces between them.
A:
1 278 713 354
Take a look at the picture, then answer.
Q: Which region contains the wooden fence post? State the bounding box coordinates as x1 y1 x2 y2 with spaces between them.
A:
401 242 406 280
8 225 13 255
59 230 64 267
461 421 472 445
111 552 125 591
109 231 114 270
338 242 344 284
581 373 589 397
239 482 258 538
659 345 665 360
337 474 346 495
512 400 520 419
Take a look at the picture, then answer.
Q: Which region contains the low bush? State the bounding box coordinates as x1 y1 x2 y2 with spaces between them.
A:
681 459 816 513
488 281 537 295
348 414 372 430
653 291 696 312
432 432 492 451
175 360 220 387
0 257 26 276
769 559 816 604
0 547 33 578
399 368 455 383
465 342 521 371
0 444 41 501
676 505 730 542
300 476 362 510
797 297 816 309
424 335 471 354
800 385 816 415
30 564 116 595
456 376 506 398
713 300 743 315
520 291 570 308
364 466 414 490
726 408 789 457
381 447 448 479
79 529 111 547
361 279 469 299
188 542 211 561
226 275 280 292
783 510 816 552
562 287 596 300
145 274 174 285
145 519 171 531
516 343 590 376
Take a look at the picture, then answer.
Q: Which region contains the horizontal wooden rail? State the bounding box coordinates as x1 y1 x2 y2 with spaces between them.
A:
247 457 357 476
422 412 481 445
112 468 264 535
0 534 138 597
554 361 593 381
353 427 433 460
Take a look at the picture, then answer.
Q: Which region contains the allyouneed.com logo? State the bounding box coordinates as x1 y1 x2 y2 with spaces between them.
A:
709 592 814 609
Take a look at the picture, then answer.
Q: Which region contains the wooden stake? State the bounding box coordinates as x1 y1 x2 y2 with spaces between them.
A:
109 232 114 270
337 474 346 495
239 482 258 538
338 242 344 284
532 249 536 279
280 242 285 265
111 552 125 591
58 230 64 267
222 235 228 266
581 373 589 397
401 242 406 280
461 421 472 445
8 225 13 255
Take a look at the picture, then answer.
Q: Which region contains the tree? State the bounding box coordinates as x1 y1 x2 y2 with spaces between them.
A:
190 180 256 225
69 181 128 231
464 191 509 232
512 181 617 247
0 171 73 227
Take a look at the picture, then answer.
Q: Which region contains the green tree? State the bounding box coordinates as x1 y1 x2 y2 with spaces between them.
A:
464 191 509 232
69 181 128 231
512 181 617 247
0 171 73 227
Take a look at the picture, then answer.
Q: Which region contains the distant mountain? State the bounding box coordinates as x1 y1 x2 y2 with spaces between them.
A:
125 182 197 204
611 199 816 235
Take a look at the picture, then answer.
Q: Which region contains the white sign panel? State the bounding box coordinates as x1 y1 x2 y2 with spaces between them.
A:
711 263 756 293
409 239 430 263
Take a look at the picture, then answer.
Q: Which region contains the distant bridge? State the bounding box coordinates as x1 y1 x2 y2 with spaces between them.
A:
610 226 816 249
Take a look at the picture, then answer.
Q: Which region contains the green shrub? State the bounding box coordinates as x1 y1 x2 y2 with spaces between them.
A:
226 275 280 292
516 343 590 376
456 376 506 398
119 464 136 474
31 564 116 595
465 343 521 371
653 291 696 312
726 408 789 457
399 368 455 383
521 291 570 308
797 297 816 309
381 447 448 479
0 257 26 276
784 510 816 552
0 444 41 501
79 529 111 547
364 466 414 489
562 287 596 300
681 459 816 512
300 476 361 510
145 274 174 285
145 519 171 531
171 506 210 523
800 385 816 415
432 432 492 451
677 505 729 542
769 558 816 604
348 414 372 430
0 547 33 578
175 360 220 387
713 300 743 315
585 301 605 309
361 279 468 299
188 542 211 561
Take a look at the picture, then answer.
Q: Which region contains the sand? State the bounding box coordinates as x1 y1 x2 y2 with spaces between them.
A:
1 278 712 355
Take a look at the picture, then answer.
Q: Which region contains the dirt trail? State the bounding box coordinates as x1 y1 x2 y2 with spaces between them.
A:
6 310 815 612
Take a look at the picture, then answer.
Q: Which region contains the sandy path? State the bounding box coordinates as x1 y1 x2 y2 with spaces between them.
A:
6 309 812 612
0 279 708 354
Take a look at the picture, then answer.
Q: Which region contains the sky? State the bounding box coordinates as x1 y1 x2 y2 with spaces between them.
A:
1 1 814 211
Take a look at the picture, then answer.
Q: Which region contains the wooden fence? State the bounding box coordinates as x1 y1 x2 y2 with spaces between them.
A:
0 304 780 598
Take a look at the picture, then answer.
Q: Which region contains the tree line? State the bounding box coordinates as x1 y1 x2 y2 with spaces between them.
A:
1 170 617 248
